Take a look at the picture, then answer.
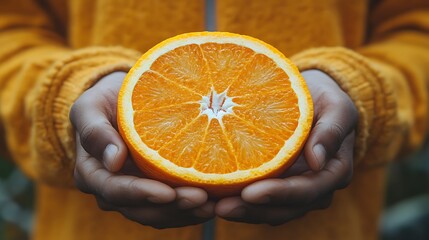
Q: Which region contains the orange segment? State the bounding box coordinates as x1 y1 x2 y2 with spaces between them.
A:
229 53 291 96
133 103 200 150
158 116 208 168
194 119 237 174
132 71 201 110
150 44 211 95
233 89 299 137
200 43 255 92
222 115 285 170
118 32 313 197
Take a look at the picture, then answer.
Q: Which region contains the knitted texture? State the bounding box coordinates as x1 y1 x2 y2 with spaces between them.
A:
0 0 428 240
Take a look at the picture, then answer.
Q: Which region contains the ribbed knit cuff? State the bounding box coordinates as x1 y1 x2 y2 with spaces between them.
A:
32 46 140 186
292 47 399 167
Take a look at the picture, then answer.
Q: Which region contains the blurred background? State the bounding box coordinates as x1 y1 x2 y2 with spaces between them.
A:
0 158 34 240
1 0 428 238
0 139 428 240
381 139 429 240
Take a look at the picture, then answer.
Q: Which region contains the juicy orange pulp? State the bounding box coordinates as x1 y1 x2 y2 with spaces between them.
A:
118 32 313 197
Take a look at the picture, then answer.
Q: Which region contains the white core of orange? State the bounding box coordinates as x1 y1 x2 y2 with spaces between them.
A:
199 87 237 124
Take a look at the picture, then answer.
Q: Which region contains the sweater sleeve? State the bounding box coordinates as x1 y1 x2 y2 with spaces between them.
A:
291 0 429 168
0 0 140 186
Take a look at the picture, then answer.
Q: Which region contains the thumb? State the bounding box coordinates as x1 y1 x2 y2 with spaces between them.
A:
304 97 357 171
71 107 128 172
70 73 128 172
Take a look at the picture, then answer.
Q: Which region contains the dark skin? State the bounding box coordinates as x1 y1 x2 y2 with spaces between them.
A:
70 69 358 228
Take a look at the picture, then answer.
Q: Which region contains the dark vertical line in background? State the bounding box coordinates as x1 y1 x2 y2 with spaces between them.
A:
202 219 216 240
205 0 216 31
203 1 216 239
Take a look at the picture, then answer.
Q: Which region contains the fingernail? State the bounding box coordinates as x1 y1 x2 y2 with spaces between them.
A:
226 206 246 218
313 144 326 170
103 144 118 170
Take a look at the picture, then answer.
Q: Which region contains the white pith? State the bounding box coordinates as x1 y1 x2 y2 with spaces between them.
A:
200 87 236 124
119 33 312 184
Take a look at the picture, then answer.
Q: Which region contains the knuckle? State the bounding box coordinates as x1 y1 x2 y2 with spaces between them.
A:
282 178 301 194
74 176 86 193
70 93 93 122
329 123 345 144
119 208 144 224
99 188 112 202
344 95 358 121
79 119 112 153
338 172 353 189
96 198 114 211
85 168 105 196
126 178 140 193
99 176 116 201
119 208 139 221
79 122 97 149
73 168 92 194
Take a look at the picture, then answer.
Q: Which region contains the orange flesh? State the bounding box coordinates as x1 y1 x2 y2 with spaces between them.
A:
131 43 299 174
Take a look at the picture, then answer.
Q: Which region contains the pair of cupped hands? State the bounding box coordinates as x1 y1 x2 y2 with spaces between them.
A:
70 70 358 229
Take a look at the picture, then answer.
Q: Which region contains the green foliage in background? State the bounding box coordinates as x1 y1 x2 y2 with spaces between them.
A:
381 139 429 240
0 157 34 240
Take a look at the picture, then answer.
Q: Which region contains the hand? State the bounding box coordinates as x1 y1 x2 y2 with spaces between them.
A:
70 72 215 229
215 69 358 225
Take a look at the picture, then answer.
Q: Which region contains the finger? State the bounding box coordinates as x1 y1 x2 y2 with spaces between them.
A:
95 196 115 211
323 132 355 189
75 138 176 205
242 133 354 205
70 97 128 171
192 201 216 218
95 191 215 218
216 195 332 225
73 167 91 194
118 203 214 229
94 198 211 228
304 92 357 171
175 187 209 210
279 154 311 178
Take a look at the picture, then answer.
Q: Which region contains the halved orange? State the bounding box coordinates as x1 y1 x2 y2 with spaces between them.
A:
118 32 313 197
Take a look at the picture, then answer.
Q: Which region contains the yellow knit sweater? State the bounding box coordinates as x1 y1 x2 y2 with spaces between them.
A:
1 0 428 239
